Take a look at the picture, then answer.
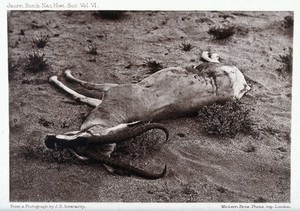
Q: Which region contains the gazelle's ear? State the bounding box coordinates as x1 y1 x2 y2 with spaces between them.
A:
201 51 220 63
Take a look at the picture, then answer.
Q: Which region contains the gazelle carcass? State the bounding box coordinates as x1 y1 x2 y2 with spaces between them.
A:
45 51 251 179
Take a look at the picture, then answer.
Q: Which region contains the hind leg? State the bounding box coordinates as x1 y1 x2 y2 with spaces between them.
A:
49 76 102 107
64 70 118 92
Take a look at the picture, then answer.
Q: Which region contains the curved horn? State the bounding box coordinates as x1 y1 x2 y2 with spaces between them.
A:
44 123 169 149
46 142 167 179
86 123 169 145
90 153 167 180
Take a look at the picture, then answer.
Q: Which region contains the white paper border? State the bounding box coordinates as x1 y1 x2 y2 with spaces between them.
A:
1 0 299 210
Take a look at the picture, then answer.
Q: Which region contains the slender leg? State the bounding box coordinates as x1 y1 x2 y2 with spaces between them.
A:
49 76 102 107
64 70 118 92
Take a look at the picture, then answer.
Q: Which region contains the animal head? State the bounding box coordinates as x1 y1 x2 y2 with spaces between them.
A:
195 63 251 100
218 66 251 99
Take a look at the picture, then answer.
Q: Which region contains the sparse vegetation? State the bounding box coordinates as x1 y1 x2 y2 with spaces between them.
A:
113 129 167 159
254 197 268 203
145 59 164 73
9 59 19 74
25 52 49 72
208 25 235 40
38 118 54 127
197 100 255 137
32 34 49 48
20 144 79 168
20 29 25 35
180 42 193 51
283 15 293 29
19 144 51 161
93 11 125 20
216 186 227 193
276 47 293 76
242 143 256 153
87 45 98 55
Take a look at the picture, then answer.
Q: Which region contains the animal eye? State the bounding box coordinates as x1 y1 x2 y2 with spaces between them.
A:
244 84 250 89
223 70 229 75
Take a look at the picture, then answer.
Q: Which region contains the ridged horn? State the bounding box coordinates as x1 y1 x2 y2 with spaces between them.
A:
89 153 167 180
44 123 169 149
86 123 169 145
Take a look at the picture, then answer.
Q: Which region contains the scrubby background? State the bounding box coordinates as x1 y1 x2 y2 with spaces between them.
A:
8 11 292 202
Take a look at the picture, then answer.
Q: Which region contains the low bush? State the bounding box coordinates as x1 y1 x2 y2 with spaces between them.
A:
208 25 235 40
197 100 255 137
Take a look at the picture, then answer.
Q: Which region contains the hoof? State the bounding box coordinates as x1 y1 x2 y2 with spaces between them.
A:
49 76 58 83
64 69 72 76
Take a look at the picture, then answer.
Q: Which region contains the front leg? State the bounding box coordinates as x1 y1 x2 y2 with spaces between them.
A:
49 76 102 107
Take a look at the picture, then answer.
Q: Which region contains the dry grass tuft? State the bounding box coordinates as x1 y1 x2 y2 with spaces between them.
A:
180 42 193 51
145 59 164 73
25 52 49 72
32 35 49 48
87 45 98 55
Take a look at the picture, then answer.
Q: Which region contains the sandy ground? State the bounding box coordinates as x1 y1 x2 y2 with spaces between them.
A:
8 11 292 202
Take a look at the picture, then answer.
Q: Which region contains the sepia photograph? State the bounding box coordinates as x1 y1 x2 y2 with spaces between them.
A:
2 1 299 210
